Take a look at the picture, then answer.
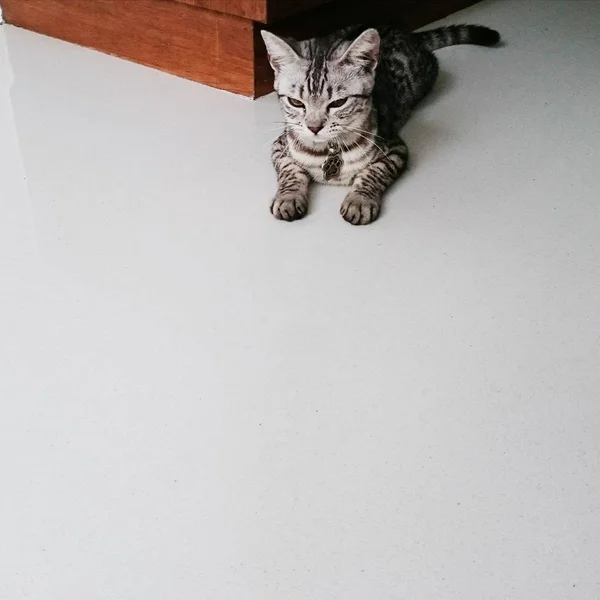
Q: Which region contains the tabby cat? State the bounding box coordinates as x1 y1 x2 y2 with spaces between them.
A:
261 24 500 225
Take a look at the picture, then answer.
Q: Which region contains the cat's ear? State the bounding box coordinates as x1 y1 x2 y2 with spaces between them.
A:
261 31 300 72
340 28 380 71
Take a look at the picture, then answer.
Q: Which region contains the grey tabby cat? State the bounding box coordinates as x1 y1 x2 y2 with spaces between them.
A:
262 24 500 225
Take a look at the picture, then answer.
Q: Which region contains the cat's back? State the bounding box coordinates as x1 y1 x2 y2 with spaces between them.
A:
371 26 438 133
326 25 424 56
294 25 426 73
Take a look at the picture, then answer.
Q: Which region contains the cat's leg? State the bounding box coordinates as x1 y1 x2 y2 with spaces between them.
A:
270 134 311 222
341 137 408 225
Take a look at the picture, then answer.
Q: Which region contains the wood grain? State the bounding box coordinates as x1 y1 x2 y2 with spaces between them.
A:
170 0 334 23
3 0 482 98
171 0 267 22
2 0 257 96
254 25 274 98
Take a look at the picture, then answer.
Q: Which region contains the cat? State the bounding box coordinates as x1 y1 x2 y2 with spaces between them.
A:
261 24 500 225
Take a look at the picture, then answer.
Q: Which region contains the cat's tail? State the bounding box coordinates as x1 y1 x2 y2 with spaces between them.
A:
413 24 500 51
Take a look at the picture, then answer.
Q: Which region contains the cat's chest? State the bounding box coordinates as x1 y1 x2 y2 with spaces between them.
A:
305 161 358 186
289 145 375 186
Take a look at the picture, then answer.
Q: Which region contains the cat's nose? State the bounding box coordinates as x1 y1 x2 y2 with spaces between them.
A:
308 125 324 135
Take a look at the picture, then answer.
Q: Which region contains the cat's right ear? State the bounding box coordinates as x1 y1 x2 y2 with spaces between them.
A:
261 31 300 73
340 28 380 72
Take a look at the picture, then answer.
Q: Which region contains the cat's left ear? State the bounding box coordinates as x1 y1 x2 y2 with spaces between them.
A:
261 31 300 73
340 28 380 71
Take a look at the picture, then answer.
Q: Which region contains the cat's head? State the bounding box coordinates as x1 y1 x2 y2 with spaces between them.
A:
261 29 380 145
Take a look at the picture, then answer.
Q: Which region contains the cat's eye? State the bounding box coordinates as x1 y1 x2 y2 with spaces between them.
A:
328 97 348 109
287 97 305 109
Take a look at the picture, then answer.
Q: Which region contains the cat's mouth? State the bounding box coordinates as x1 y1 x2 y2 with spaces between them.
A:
296 131 332 147
303 128 339 144
289 126 340 148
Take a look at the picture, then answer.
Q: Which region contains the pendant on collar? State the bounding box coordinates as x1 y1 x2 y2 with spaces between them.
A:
322 141 343 180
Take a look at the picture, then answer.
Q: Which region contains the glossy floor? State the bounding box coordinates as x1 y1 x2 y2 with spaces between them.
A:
1 1 599 598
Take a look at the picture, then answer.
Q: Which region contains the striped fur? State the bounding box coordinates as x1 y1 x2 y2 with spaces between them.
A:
414 24 501 51
262 23 500 225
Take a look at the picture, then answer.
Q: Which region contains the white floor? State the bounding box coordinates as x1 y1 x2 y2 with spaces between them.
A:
1 1 599 598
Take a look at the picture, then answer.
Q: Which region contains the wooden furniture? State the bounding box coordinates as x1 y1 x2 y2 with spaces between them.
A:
1 0 479 98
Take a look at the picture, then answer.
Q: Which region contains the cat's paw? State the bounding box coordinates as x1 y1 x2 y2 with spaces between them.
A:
340 193 381 225
271 194 308 222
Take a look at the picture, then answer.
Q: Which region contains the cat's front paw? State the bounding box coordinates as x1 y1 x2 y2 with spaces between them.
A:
271 194 308 222
340 193 381 225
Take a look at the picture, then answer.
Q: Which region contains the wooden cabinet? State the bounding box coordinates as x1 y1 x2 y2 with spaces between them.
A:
171 0 335 23
1 0 478 98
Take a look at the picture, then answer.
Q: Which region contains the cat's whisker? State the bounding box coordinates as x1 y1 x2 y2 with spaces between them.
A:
262 127 286 136
286 131 303 155
340 126 388 158
339 130 374 165
339 137 352 156
344 133 371 164
346 125 388 142
260 125 296 151
261 137 281 151
343 124 386 144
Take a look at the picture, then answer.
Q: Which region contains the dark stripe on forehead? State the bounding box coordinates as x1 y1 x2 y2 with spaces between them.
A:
306 45 328 96
318 70 327 95
304 40 316 94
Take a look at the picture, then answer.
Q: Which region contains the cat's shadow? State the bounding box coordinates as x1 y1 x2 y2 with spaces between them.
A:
378 70 455 217
399 69 455 168
419 68 454 111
